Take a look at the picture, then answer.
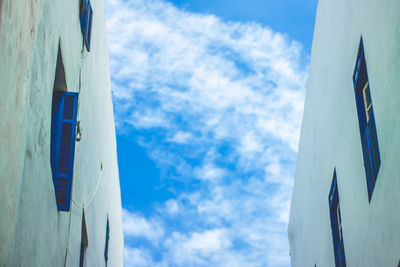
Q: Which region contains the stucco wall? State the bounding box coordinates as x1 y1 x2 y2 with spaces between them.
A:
288 0 400 266
0 0 124 266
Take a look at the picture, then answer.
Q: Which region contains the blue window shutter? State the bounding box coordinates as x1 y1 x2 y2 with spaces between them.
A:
352 39 363 88
51 92 63 177
362 128 374 199
80 0 88 36
80 0 93 52
328 170 347 267
361 111 381 201
353 38 381 202
53 92 79 211
354 90 367 137
85 2 93 51
367 111 381 178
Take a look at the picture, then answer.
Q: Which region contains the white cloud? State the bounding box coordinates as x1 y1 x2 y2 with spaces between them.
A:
164 199 179 214
122 209 164 244
194 163 227 181
167 131 193 144
124 247 158 267
165 229 232 264
106 0 307 266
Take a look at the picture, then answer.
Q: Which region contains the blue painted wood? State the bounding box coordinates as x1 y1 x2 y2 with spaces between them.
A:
362 128 374 199
51 92 63 179
353 37 381 202
80 0 88 36
52 92 79 211
352 37 364 88
86 2 93 51
79 0 93 51
328 170 346 267
354 89 367 138
368 112 381 179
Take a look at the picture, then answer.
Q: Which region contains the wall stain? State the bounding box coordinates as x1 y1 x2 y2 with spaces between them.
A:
26 149 32 158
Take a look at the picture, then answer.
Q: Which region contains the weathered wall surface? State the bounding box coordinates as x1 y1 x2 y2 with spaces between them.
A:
288 0 400 266
0 0 124 266
0 0 39 264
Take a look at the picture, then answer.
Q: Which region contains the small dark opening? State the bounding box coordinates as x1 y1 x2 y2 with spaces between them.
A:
80 211 88 267
87 6 93 51
53 43 67 92
104 217 110 266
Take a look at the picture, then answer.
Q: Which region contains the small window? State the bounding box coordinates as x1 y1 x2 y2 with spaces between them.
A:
50 46 79 211
328 169 346 267
79 211 88 267
80 0 93 51
104 217 110 266
352 37 381 201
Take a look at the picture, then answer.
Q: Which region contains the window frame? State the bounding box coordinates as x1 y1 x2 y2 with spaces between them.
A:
328 169 346 267
352 37 381 201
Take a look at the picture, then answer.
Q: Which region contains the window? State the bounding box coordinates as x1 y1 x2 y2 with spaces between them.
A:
80 0 93 51
79 211 88 267
50 46 79 211
329 169 346 267
104 217 110 266
353 38 381 201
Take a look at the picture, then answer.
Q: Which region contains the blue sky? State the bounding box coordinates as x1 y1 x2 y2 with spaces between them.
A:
105 0 317 265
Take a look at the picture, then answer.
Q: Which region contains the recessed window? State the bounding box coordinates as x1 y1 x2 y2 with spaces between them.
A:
80 0 93 51
79 211 88 267
50 45 79 211
104 217 110 266
328 169 346 267
352 37 381 201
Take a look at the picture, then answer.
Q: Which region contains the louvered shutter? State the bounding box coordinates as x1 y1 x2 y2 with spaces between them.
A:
51 92 63 176
53 92 78 211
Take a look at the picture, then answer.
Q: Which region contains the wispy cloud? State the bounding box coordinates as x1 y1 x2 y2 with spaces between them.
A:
123 209 164 244
106 0 307 265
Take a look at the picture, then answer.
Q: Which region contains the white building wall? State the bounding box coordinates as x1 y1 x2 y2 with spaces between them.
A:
0 0 124 266
288 0 400 266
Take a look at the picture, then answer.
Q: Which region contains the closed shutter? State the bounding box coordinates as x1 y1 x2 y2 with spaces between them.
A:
53 92 79 211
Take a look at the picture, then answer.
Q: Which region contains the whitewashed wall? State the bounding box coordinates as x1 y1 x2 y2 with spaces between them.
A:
288 0 400 266
0 0 124 266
